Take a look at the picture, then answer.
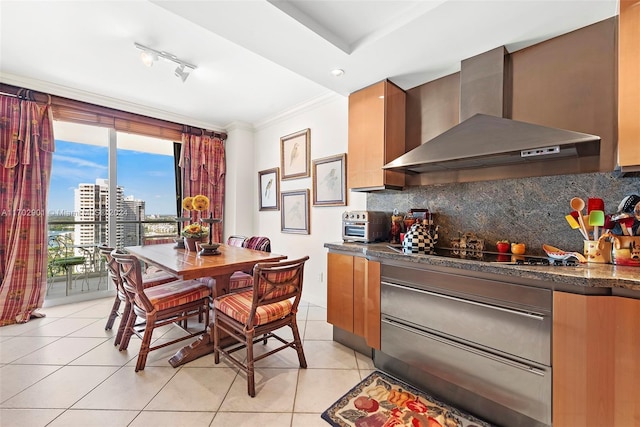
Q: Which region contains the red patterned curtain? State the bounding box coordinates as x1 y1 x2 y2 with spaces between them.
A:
179 134 225 243
0 94 54 325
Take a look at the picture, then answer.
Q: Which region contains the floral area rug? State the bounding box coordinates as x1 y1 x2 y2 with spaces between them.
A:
321 371 494 427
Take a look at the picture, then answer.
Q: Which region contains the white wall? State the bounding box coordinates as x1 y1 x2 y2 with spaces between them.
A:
225 93 366 307
224 121 256 239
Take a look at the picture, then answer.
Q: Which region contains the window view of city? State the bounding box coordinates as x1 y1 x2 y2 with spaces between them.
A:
46 124 179 300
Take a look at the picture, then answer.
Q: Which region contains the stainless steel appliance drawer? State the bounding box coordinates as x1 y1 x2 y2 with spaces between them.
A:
381 317 551 426
381 281 551 365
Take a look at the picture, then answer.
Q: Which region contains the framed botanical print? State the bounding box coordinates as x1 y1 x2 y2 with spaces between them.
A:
258 167 280 211
280 128 310 180
312 153 346 206
281 189 310 234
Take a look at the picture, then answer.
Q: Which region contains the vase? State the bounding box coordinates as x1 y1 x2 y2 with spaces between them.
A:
183 237 199 251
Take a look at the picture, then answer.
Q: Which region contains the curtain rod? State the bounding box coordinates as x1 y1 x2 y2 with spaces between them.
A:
182 125 227 140
1 83 226 139
0 85 51 104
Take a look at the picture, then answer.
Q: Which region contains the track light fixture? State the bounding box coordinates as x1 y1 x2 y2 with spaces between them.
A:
134 42 196 82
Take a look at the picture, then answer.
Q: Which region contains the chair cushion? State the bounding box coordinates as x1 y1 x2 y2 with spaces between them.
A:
214 290 292 327
257 269 299 299
229 271 253 290
142 269 175 287
142 280 211 311
242 236 271 252
227 236 246 247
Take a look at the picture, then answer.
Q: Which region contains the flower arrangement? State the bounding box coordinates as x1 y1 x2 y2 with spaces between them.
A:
181 194 210 238
181 222 209 238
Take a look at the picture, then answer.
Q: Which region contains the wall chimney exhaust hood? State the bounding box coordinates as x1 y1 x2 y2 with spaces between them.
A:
383 47 601 175
383 113 600 174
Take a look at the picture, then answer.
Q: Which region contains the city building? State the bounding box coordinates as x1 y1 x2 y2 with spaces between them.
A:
73 179 124 251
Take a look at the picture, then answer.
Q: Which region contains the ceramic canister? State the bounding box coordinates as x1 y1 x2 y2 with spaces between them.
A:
598 233 640 266
609 235 640 266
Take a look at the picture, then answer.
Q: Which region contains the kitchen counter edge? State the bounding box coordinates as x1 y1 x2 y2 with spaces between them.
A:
324 242 640 293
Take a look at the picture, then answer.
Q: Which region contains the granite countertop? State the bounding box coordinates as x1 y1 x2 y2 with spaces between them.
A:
324 242 640 292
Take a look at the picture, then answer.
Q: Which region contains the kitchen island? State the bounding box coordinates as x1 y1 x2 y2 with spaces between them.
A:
325 241 640 427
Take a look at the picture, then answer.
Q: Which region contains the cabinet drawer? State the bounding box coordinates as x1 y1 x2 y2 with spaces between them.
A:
382 318 551 425
381 281 551 365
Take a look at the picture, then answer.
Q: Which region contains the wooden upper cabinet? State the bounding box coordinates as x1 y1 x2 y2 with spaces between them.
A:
618 0 640 171
348 80 406 191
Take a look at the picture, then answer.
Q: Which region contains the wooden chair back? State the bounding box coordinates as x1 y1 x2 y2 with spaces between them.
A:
111 250 154 313
98 244 122 292
247 256 308 327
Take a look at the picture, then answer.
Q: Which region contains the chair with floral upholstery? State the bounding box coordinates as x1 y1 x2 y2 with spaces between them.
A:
213 256 309 397
111 250 212 371
98 244 176 347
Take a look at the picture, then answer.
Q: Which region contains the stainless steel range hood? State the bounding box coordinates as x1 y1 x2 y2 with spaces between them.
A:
383 47 601 175
383 113 600 174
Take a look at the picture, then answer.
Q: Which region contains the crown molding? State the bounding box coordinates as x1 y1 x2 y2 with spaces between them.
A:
0 73 225 132
253 91 344 130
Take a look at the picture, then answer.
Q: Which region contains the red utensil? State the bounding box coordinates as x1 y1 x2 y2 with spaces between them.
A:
620 216 635 236
603 214 615 230
587 197 604 213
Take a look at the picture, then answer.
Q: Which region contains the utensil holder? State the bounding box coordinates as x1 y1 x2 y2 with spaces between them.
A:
597 233 640 266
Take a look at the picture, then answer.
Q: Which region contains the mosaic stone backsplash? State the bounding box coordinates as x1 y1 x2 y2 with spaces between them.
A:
367 172 640 256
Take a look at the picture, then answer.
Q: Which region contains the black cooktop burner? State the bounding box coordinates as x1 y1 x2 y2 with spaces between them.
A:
387 245 580 266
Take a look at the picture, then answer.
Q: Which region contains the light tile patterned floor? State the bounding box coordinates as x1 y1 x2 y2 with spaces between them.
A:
0 297 374 427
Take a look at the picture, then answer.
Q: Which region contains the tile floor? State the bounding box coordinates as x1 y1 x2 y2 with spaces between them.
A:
0 297 375 426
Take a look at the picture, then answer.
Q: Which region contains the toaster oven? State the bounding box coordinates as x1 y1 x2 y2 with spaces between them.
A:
342 211 389 243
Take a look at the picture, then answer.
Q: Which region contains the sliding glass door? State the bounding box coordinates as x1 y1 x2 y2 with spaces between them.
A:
45 121 177 306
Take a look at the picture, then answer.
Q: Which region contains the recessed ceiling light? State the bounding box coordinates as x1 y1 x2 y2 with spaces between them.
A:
331 69 345 77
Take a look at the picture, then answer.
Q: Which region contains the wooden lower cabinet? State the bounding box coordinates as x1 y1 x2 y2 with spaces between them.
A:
553 291 640 426
327 252 380 349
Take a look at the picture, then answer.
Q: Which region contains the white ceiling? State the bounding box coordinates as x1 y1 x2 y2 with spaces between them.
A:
0 0 618 131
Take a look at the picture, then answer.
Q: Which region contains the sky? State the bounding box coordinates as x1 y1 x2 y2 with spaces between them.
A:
49 140 177 216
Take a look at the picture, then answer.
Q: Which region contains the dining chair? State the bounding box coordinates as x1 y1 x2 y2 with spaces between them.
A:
227 235 247 247
213 255 309 397
197 235 270 294
111 250 212 371
98 244 176 347
229 236 272 292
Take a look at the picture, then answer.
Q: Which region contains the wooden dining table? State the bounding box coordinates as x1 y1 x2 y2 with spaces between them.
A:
124 242 287 367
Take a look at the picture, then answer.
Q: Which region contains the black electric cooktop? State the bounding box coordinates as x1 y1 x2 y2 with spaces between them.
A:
386 245 580 266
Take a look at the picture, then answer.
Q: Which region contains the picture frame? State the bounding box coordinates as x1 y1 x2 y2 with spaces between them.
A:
258 167 280 211
312 153 347 206
281 189 310 234
280 128 310 180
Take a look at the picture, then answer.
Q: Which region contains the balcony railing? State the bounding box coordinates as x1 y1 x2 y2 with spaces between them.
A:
46 218 180 300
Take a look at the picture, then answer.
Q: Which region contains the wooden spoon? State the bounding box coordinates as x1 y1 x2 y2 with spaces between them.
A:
570 197 589 239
